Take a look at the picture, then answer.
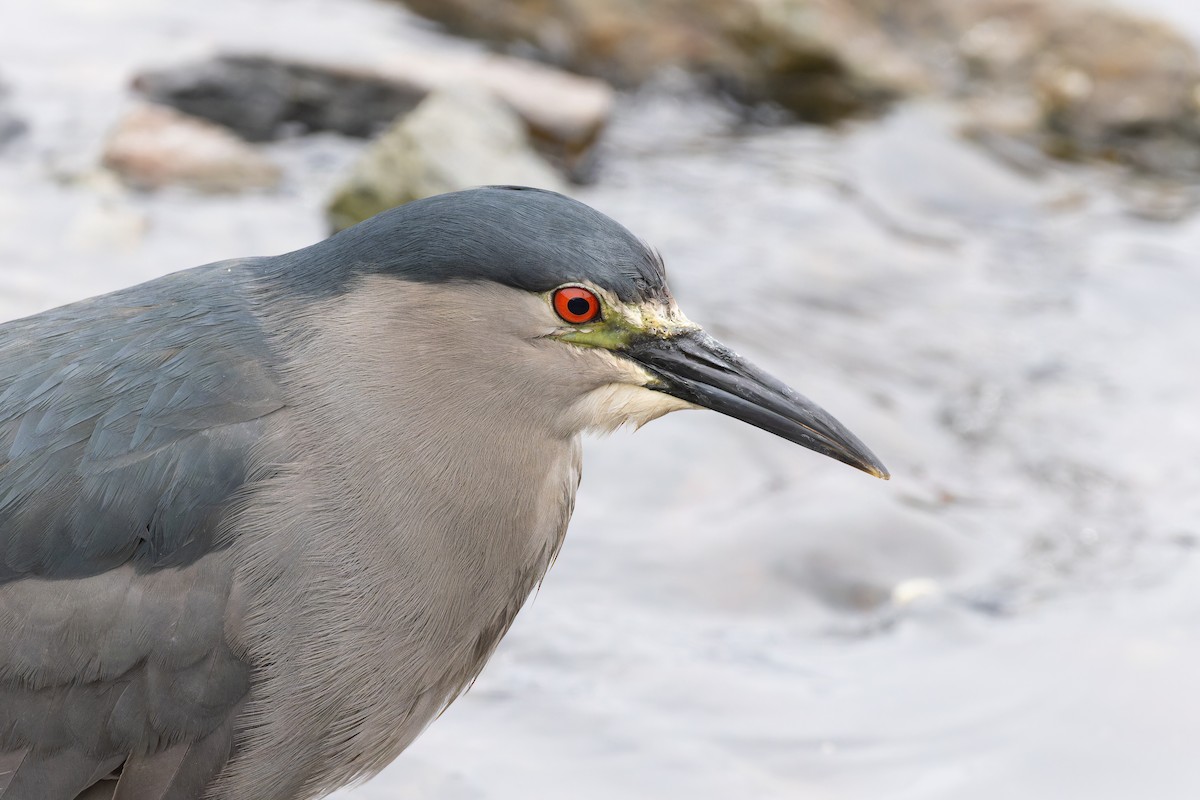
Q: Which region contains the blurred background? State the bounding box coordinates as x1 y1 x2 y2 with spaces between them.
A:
4 0 1200 797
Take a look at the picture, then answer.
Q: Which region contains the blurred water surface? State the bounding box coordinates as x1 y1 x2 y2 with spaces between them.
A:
2 0 1200 798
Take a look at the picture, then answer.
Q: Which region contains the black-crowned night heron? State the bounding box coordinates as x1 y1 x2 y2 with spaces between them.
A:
0 186 887 800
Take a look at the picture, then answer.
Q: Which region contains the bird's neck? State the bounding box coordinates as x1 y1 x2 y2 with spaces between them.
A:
230 278 584 787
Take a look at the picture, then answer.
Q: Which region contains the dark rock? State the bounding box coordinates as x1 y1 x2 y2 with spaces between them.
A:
133 55 427 142
399 0 926 123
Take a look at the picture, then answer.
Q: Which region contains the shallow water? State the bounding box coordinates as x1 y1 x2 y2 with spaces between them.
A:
3 1 1200 797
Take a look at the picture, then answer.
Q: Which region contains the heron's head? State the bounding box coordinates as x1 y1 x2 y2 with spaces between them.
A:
296 186 887 479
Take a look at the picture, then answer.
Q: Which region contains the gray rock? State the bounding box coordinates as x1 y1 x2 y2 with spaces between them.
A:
0 76 26 149
0 111 23 148
325 86 566 232
102 104 281 193
0 116 23 149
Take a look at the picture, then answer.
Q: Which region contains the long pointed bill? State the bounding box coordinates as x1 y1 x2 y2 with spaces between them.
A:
623 330 889 479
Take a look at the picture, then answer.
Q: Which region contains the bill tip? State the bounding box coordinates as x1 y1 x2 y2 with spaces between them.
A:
865 463 891 480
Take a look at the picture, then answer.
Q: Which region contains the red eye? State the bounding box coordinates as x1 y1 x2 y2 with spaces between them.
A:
553 286 601 324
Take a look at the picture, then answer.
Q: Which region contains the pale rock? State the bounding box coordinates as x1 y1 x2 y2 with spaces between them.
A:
379 50 613 165
102 104 281 193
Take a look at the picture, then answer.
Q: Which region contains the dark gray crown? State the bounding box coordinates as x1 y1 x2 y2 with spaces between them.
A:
275 186 668 302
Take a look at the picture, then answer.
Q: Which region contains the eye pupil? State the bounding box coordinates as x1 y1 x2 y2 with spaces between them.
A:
566 297 591 316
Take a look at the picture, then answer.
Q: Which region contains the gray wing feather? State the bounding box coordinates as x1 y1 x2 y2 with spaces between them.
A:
0 749 27 794
0 260 285 581
112 721 232 800
0 747 120 799
0 260 285 798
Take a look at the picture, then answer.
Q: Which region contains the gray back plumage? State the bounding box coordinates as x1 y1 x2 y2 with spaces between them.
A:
0 260 283 800
0 262 284 582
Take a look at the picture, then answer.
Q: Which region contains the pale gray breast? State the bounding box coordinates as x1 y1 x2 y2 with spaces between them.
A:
206 454 582 800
